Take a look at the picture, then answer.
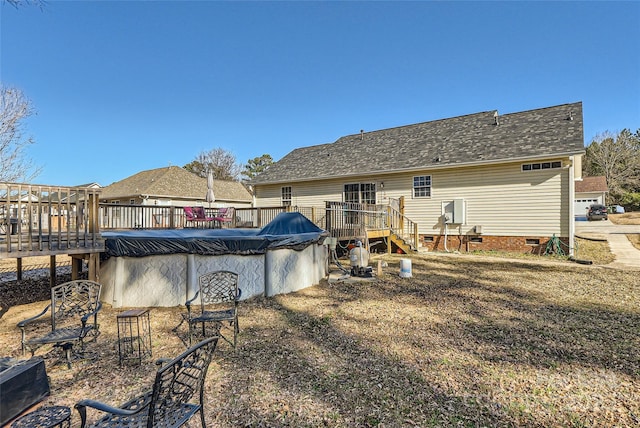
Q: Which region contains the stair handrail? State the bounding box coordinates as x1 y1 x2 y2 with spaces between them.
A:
385 204 419 250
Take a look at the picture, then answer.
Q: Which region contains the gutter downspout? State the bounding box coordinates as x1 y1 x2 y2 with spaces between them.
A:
568 156 575 257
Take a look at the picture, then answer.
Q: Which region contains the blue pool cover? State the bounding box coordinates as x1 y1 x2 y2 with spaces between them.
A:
103 212 328 257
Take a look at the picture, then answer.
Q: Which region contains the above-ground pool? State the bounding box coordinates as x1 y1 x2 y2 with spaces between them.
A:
99 212 329 307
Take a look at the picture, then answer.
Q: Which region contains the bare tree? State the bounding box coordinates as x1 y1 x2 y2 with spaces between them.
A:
0 85 41 182
3 0 46 9
184 148 242 181
0 0 47 10
584 129 640 201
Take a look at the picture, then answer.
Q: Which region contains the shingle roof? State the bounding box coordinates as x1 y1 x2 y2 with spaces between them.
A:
575 176 608 193
252 102 585 184
100 166 252 202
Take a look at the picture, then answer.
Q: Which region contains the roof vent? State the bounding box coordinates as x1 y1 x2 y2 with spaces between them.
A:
493 111 499 126
435 156 441 162
568 111 573 121
360 130 364 140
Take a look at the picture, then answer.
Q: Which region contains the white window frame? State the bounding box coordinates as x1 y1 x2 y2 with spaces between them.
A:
343 183 376 205
281 186 292 207
521 161 562 171
413 175 431 198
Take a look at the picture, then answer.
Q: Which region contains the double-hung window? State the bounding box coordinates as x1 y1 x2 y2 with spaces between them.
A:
413 175 431 198
281 186 292 207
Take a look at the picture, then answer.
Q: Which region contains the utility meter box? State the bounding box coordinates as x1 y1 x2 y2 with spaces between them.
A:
442 199 465 224
453 198 465 224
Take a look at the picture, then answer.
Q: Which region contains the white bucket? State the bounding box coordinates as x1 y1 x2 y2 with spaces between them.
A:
399 258 412 278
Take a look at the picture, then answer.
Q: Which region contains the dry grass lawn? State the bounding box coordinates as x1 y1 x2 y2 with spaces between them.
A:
609 212 640 251
609 212 640 225
628 234 640 251
1 253 639 427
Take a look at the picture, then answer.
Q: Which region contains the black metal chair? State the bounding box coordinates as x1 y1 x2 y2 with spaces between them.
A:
184 271 241 347
17 280 102 369
75 337 218 428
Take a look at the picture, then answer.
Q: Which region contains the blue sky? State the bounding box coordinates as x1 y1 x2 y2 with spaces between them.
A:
1 1 639 187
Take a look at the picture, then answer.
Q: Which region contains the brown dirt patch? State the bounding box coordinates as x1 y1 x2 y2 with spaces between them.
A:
1 254 639 427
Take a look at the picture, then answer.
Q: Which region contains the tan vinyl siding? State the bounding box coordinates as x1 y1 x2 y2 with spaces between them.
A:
573 155 582 179
254 159 572 237
255 178 346 207
402 162 570 237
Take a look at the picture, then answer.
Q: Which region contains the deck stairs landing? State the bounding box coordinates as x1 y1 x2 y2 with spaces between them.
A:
366 229 415 254
324 201 418 254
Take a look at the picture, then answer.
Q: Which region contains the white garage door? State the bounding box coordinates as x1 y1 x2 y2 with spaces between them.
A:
575 198 600 216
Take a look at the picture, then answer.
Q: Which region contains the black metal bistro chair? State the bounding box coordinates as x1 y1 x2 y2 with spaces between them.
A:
17 280 102 369
75 337 218 428
183 271 241 348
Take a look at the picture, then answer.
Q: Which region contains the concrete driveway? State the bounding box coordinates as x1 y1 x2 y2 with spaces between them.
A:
575 218 640 270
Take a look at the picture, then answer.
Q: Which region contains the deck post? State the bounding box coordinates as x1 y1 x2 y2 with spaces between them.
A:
169 206 176 229
71 254 84 280
49 255 56 288
88 253 99 282
325 202 332 234
399 196 405 235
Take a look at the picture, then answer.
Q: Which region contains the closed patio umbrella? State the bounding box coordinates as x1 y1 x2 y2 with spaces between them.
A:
206 170 215 208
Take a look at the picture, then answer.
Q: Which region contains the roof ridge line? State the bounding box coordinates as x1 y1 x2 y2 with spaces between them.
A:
342 110 496 138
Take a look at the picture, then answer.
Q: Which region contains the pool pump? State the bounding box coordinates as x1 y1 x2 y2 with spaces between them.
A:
349 240 372 278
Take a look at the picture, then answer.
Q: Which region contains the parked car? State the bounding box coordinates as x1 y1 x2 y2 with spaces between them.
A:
587 204 608 221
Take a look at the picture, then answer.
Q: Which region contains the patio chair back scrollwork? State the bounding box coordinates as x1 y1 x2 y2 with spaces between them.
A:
184 270 241 347
17 280 102 369
75 337 218 428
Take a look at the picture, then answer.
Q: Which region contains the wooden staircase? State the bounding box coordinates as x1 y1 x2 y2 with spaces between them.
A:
323 198 419 254
366 229 415 254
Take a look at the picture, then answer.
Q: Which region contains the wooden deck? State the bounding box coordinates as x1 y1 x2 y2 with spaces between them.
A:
0 183 104 283
324 200 419 253
1 180 419 284
0 182 291 284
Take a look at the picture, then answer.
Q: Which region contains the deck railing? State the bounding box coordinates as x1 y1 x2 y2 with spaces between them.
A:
98 204 289 230
325 201 388 240
0 183 103 258
386 204 419 249
1 181 418 260
322 201 418 249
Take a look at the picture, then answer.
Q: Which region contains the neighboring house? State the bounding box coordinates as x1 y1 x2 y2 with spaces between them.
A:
76 182 102 189
48 182 102 203
100 166 253 208
574 176 608 216
251 102 585 254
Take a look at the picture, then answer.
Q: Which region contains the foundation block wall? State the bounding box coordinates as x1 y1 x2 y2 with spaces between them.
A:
419 234 570 254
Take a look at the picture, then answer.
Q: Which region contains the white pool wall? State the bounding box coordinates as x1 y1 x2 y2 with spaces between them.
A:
99 243 328 308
